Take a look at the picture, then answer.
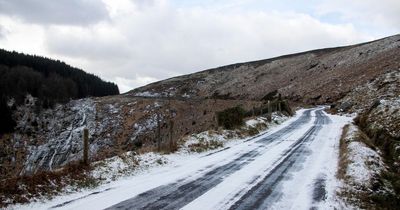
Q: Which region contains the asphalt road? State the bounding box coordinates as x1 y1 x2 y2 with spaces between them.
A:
105 109 331 210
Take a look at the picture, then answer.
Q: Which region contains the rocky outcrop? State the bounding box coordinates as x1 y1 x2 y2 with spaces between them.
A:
338 70 400 139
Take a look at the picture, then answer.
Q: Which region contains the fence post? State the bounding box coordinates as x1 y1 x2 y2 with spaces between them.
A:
169 120 174 152
268 100 272 121
278 101 282 112
83 128 89 165
157 111 161 152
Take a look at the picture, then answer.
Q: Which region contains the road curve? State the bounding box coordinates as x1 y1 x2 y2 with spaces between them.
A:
227 110 330 210
105 109 329 210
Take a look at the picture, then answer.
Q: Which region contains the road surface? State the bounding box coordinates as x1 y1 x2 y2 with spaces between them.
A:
23 108 348 210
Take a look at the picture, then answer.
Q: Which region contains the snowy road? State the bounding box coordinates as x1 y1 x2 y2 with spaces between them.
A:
106 110 315 210
18 108 350 210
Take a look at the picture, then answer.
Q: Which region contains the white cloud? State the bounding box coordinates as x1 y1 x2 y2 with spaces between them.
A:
0 0 109 25
0 24 5 39
316 0 400 34
0 16 47 55
0 0 396 92
115 76 158 93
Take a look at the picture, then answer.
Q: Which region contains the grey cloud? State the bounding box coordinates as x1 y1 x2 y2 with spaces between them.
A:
46 33 130 61
316 0 400 31
131 0 157 8
0 25 5 39
0 0 109 25
43 1 372 92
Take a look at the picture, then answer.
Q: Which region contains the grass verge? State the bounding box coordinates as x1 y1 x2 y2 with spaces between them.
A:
0 162 99 208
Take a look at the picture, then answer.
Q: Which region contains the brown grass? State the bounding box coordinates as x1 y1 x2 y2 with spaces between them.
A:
0 161 97 208
324 107 338 115
188 139 223 153
336 124 400 209
337 124 350 180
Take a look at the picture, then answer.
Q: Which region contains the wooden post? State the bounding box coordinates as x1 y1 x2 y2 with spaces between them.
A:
278 101 282 112
169 120 174 152
83 128 89 165
268 100 272 121
214 114 218 130
157 111 161 152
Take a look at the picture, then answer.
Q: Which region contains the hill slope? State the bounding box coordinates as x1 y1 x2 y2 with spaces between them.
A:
1 34 399 208
129 34 400 104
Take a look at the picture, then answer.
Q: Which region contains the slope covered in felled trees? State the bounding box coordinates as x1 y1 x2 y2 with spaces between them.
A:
0 49 119 134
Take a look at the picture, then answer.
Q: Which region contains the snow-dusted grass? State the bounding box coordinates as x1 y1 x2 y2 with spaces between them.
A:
337 124 394 209
180 113 288 154
133 91 161 97
91 152 168 183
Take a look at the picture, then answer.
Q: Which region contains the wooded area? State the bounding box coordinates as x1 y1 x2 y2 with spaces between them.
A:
0 49 120 134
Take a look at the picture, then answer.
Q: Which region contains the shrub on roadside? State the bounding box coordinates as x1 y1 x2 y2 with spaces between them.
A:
217 106 246 129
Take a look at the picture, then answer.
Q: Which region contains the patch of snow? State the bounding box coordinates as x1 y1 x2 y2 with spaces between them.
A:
344 125 386 186
91 152 168 183
181 112 288 154
134 91 161 97
347 141 385 185
7 98 15 107
106 104 119 114
132 114 160 136
245 119 261 127
182 93 191 98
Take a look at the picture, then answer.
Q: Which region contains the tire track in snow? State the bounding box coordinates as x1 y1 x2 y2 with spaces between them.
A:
227 110 329 210
104 110 313 210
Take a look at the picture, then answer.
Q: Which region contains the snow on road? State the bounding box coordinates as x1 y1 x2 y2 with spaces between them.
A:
14 108 352 210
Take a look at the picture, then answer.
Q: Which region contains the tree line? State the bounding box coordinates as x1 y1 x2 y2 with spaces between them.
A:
0 49 120 134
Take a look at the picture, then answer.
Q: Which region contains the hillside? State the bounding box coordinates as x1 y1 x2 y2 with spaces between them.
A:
1 34 400 208
129 34 400 105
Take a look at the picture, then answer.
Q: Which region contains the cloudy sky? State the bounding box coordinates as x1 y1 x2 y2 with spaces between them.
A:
0 0 399 93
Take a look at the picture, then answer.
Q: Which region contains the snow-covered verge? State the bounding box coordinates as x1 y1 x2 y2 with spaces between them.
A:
333 70 400 208
89 112 288 186
337 124 396 209
90 152 168 184
84 113 289 185
180 113 288 154
5 112 289 209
